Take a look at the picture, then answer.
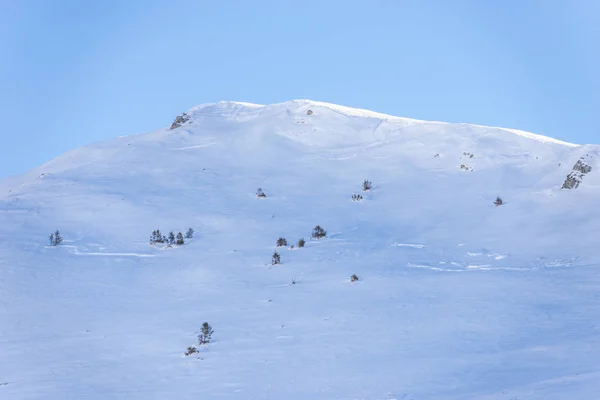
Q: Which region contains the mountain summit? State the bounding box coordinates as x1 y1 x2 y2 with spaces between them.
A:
184 99 575 146
1 100 599 399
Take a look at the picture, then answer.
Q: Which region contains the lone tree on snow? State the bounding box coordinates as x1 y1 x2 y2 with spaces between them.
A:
494 196 503 207
272 251 281 265
311 225 327 239
362 179 372 191
198 322 214 345
49 230 63 246
185 228 194 239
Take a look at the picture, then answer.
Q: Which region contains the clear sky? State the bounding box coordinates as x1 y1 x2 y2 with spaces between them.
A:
1 0 598 178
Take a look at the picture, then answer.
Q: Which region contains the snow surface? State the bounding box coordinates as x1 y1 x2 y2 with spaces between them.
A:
1 100 600 399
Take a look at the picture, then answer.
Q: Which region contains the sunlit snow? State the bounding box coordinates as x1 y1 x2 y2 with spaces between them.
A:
1 100 598 399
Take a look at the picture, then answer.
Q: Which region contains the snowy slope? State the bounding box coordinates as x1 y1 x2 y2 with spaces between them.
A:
1 100 600 399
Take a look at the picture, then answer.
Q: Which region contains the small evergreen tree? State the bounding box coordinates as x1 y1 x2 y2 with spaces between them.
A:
54 230 63 245
276 237 287 247
350 274 359 282
185 228 194 239
494 196 503 207
362 179 372 191
168 231 175 246
352 194 363 201
198 322 214 345
176 232 185 245
184 346 198 356
297 238 305 248
49 230 63 246
256 188 266 198
272 251 281 265
150 229 166 245
311 225 327 239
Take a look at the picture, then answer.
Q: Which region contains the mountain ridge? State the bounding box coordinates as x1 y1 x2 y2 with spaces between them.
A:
184 99 577 147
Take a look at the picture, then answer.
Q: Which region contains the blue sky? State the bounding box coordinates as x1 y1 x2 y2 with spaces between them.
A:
1 0 598 178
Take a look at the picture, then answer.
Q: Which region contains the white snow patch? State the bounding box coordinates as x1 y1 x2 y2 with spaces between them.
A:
391 243 426 248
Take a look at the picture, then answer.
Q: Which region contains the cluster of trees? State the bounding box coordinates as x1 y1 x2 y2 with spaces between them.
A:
150 228 194 246
348 180 372 202
270 227 325 265
276 237 305 249
47 228 200 248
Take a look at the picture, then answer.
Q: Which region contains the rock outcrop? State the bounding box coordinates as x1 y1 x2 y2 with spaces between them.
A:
170 113 191 130
562 158 592 189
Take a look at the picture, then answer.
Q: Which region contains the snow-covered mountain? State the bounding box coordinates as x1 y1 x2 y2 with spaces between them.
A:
1 100 599 399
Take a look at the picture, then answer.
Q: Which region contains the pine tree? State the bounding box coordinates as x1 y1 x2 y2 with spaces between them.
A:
311 225 327 239
272 251 281 265
49 233 55 246
168 231 175 246
185 228 194 239
150 229 166 245
54 230 63 245
276 237 287 247
297 238 305 248
176 232 184 245
198 322 214 345
362 179 372 191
